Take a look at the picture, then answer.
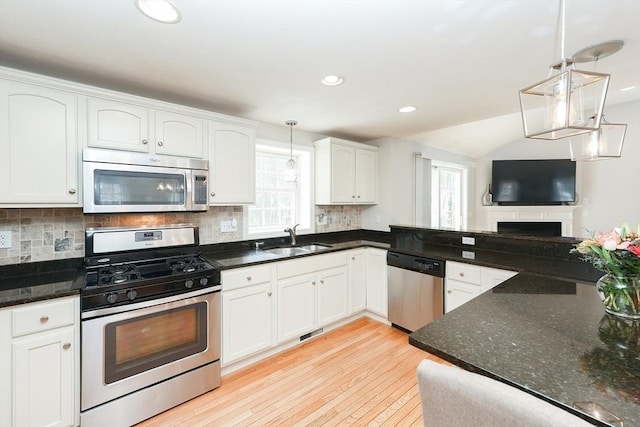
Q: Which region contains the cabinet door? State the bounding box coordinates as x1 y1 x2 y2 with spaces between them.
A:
13 327 75 427
330 143 356 203
317 266 349 327
0 81 79 204
482 267 518 291
366 249 388 317
87 98 150 152
154 110 204 158
277 273 316 343
348 250 367 314
355 149 377 203
445 278 482 313
208 122 256 204
222 283 274 364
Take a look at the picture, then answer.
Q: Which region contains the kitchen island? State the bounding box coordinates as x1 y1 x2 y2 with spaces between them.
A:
409 269 639 426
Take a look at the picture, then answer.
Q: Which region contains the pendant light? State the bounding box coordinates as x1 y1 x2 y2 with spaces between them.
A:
519 0 610 140
284 120 299 183
568 41 627 161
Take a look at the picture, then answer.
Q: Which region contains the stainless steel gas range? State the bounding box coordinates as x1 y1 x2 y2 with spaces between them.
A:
80 224 221 427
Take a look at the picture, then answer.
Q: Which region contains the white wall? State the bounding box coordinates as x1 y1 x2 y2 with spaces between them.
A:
473 100 640 237
361 137 476 231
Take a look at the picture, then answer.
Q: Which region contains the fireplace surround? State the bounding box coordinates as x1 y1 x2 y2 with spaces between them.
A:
486 206 576 237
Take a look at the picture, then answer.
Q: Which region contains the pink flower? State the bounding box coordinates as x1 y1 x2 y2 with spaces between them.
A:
629 245 640 257
598 231 621 251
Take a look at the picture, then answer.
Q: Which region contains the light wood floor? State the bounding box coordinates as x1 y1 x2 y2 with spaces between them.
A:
136 317 446 427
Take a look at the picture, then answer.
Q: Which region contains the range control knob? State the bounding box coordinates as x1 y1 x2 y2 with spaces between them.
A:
200 277 209 286
185 279 194 289
106 293 118 304
126 290 138 300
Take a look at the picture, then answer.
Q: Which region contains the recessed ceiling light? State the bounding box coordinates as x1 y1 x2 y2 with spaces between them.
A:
321 75 344 86
399 106 417 113
135 0 182 24
620 86 637 92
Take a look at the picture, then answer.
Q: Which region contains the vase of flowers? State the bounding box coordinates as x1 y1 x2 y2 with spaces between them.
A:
573 223 640 320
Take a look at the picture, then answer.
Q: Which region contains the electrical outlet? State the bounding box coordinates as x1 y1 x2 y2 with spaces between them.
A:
462 236 475 245
220 219 238 233
316 213 327 225
0 231 12 249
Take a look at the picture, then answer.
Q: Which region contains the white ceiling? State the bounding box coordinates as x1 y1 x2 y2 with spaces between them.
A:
1 0 639 158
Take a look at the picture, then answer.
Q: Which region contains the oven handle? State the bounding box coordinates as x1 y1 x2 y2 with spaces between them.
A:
81 286 221 320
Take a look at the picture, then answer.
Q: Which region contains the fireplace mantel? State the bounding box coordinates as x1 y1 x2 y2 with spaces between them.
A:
486 206 576 237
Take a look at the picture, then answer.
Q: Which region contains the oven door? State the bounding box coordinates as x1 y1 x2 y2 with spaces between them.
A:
81 289 220 411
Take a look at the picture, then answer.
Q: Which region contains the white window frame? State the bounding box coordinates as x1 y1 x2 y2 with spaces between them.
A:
244 139 315 240
431 161 468 230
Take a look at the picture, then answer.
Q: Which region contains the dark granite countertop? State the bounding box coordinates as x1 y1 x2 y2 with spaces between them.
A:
0 259 84 308
409 274 640 427
203 239 389 269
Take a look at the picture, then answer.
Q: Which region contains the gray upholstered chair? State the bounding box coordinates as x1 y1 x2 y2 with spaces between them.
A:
416 359 593 427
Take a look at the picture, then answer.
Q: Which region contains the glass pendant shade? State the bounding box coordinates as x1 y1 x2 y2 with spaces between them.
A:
569 117 626 161
284 120 299 183
519 67 610 140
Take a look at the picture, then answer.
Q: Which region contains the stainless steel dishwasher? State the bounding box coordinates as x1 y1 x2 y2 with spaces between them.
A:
387 251 444 332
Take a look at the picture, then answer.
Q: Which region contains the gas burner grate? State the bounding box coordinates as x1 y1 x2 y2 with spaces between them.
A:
97 265 142 286
167 256 207 274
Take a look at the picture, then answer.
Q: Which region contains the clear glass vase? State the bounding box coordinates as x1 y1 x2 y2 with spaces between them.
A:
596 274 640 320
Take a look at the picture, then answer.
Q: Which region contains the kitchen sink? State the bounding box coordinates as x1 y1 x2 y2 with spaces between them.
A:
263 243 332 256
264 247 310 256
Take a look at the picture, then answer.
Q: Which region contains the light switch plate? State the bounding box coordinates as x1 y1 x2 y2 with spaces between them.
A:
0 231 11 248
462 236 475 245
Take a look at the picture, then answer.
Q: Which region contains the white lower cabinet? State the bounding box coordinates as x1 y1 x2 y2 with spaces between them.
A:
276 252 349 343
365 248 388 318
221 264 275 365
445 261 517 313
0 296 80 427
348 250 367 314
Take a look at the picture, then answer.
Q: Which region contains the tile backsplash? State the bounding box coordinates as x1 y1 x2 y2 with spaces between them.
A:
0 205 363 265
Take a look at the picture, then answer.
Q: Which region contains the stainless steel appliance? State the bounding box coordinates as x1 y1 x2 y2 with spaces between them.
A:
387 251 444 332
80 224 221 427
82 148 209 213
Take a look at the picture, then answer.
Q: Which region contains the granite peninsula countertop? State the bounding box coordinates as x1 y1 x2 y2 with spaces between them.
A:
409 274 640 427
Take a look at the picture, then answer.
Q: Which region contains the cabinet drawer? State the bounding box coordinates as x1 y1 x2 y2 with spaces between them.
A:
12 297 75 337
446 261 481 285
222 264 273 291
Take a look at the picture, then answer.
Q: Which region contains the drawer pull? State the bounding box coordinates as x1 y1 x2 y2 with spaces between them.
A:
312 281 316 286
459 272 465 277
63 343 71 350
267 292 272 297
40 316 49 324
320 280 325 284
447 290 452 294
246 276 252 281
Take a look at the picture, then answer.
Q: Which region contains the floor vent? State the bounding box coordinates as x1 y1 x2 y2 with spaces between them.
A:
300 328 323 342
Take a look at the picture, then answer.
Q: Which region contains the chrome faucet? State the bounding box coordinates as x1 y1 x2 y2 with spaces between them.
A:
284 224 299 246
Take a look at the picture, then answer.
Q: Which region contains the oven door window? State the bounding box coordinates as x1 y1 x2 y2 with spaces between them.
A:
94 169 186 206
104 302 207 384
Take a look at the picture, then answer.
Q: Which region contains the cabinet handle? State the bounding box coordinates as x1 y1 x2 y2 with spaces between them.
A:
246 276 252 281
312 281 316 285
357 195 361 198
320 280 325 284
267 292 272 297
142 139 148 145
211 192 216 197
68 189 76 194
352 257 355 260
352 195 356 199
157 141 163 146
40 315 49 324
447 290 452 294
459 272 465 277
63 343 71 350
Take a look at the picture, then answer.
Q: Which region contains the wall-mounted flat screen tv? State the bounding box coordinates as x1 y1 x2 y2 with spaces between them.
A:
491 159 576 205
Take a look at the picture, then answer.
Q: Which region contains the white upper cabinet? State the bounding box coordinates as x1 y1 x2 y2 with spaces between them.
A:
208 121 256 205
88 98 204 158
314 137 378 205
154 110 204 158
0 80 79 205
88 98 150 152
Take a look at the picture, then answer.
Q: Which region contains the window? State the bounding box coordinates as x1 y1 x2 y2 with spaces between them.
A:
246 142 312 238
431 162 467 230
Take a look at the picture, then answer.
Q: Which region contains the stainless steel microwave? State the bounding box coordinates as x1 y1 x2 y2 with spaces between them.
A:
83 148 209 213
